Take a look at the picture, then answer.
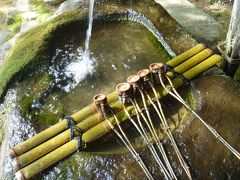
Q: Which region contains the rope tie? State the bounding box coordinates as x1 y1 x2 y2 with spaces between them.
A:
64 116 86 150
74 136 86 152
65 115 76 129
71 125 85 151
163 63 189 83
163 63 172 73
70 125 84 139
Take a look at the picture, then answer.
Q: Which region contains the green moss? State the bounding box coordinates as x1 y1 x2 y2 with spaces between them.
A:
186 88 196 108
36 12 53 22
7 13 24 25
32 112 56 124
29 0 55 21
18 72 52 115
0 9 88 99
30 0 50 14
31 98 64 124
234 67 240 83
3 13 26 39
17 72 64 125
146 30 172 61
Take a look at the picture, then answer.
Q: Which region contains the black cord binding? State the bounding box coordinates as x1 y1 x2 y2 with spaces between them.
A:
65 115 76 129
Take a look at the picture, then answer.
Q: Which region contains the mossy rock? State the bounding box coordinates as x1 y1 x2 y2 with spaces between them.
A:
30 0 52 14
43 0 66 6
31 97 64 125
18 72 53 115
146 30 172 60
7 13 24 25
17 71 64 125
0 9 88 100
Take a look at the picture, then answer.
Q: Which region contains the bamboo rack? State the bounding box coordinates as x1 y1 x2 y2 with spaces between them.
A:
9 43 206 158
14 53 221 180
12 45 213 171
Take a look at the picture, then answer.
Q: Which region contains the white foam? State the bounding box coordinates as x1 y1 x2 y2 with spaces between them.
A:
63 48 95 92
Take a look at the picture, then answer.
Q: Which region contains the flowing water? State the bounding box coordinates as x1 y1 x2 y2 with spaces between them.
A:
58 0 96 93
85 0 95 55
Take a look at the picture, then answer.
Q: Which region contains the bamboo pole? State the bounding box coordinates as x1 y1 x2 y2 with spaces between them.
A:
9 91 117 158
9 44 207 159
172 48 213 74
15 54 221 180
183 55 221 79
12 47 211 170
15 140 80 180
166 43 205 67
12 112 105 170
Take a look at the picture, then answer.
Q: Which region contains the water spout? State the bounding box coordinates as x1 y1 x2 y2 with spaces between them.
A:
85 0 95 59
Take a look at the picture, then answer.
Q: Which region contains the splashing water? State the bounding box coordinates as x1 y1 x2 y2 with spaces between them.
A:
50 0 96 92
64 48 96 92
64 0 95 91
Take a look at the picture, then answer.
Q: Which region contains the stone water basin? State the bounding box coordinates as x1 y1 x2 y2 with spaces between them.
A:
0 1 240 179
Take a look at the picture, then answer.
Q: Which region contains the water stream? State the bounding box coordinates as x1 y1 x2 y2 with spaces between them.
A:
58 0 96 92
85 0 95 56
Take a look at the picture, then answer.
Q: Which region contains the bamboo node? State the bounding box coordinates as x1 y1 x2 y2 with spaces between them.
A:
116 83 131 94
9 148 17 159
12 157 21 172
93 94 107 104
93 94 109 116
15 171 25 180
